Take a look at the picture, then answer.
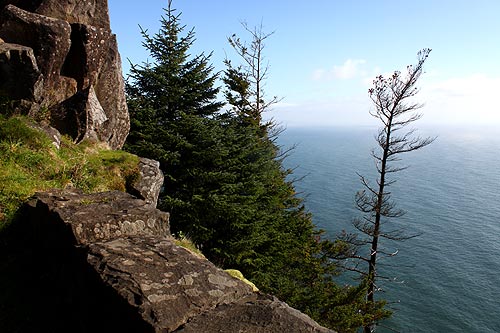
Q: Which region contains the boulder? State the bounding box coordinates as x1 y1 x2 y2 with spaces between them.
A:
46 75 78 108
62 23 110 90
32 188 170 245
29 121 61 148
51 86 108 143
0 4 71 95
129 158 164 208
88 236 255 332
0 41 43 101
93 33 129 148
178 293 334 333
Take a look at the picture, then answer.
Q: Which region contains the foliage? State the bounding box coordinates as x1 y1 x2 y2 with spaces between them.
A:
0 114 140 229
224 269 259 292
124 2 391 330
124 0 224 224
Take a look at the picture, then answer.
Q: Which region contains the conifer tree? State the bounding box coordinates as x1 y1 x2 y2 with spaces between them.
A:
124 0 224 230
338 49 433 333
222 23 388 332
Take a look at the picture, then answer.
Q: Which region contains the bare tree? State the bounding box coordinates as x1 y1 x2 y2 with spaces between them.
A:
224 22 281 126
339 48 434 333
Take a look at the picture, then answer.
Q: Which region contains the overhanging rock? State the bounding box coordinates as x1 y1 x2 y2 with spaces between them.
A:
0 1 129 149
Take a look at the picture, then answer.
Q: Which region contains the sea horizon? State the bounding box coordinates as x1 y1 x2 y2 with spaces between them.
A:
278 125 500 332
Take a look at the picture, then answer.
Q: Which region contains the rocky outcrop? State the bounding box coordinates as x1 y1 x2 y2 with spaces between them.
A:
0 40 43 101
129 158 164 208
0 0 110 28
33 189 170 244
0 188 334 332
178 294 333 333
0 0 129 148
29 121 61 148
87 236 254 332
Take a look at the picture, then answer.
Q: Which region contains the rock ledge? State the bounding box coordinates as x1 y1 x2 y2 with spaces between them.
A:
0 189 334 332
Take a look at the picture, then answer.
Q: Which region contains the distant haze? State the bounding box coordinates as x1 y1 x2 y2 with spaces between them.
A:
109 0 500 127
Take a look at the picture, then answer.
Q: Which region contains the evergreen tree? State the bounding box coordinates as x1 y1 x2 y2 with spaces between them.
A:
124 0 225 230
222 24 389 332
337 49 433 333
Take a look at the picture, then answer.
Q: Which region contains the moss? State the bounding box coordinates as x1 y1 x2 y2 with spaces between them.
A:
0 115 140 230
225 269 259 292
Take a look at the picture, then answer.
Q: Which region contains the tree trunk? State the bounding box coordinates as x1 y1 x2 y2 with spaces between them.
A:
365 118 393 333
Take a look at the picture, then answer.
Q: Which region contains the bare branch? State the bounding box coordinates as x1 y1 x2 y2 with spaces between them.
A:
225 21 280 124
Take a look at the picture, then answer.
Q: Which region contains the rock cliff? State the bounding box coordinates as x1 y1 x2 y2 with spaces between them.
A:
0 186 333 332
0 0 128 148
0 1 335 332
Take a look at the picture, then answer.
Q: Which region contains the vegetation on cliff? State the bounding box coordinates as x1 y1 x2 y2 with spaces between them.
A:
0 113 140 228
124 1 388 331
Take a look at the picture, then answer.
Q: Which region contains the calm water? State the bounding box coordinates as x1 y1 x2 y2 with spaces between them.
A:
278 126 500 333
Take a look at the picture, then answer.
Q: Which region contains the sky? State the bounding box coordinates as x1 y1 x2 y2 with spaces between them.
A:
108 0 500 128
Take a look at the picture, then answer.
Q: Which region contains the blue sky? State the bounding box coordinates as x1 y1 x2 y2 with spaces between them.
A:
108 0 500 127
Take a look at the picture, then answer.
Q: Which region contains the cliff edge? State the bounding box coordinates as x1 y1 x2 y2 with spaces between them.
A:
0 1 335 332
0 187 333 332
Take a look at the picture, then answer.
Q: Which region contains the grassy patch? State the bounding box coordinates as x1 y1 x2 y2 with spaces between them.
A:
0 115 140 229
173 231 205 258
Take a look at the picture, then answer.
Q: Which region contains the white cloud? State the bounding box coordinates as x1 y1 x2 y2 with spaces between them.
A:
420 74 500 125
312 59 367 81
266 73 500 128
333 59 367 79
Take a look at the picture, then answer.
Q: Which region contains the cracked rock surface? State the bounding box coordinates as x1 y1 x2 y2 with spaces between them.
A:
0 0 129 148
88 236 254 332
128 157 164 208
0 189 331 333
0 188 334 332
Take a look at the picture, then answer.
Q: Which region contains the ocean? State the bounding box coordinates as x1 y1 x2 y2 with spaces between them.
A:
277 126 500 333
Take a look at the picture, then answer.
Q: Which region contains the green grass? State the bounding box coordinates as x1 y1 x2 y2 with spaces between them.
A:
0 115 140 229
173 231 205 258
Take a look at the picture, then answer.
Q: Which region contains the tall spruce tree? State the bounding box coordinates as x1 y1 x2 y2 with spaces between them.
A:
125 0 225 231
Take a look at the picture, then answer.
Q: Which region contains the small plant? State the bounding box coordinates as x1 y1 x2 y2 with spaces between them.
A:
33 106 51 123
225 269 259 291
173 231 205 258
